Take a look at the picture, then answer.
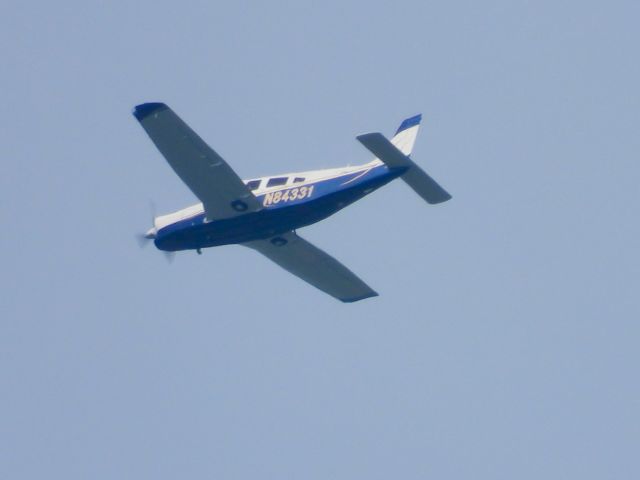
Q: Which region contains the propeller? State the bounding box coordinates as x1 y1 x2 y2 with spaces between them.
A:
136 201 177 263
136 201 160 250
135 233 151 248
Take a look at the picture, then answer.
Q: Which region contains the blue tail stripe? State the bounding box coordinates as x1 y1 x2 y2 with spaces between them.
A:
394 114 422 135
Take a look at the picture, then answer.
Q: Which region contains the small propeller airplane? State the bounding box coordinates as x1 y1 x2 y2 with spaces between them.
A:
134 103 451 302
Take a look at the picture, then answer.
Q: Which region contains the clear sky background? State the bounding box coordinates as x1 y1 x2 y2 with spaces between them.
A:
2 1 639 478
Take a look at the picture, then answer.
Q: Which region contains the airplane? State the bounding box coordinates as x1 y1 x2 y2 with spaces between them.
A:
134 103 451 302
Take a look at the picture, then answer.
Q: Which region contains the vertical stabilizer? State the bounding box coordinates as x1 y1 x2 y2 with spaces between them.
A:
391 114 421 156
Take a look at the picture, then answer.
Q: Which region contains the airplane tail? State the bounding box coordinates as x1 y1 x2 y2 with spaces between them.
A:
391 114 422 156
357 114 452 204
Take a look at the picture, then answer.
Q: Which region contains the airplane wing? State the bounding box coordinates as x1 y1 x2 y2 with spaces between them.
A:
133 103 261 220
243 232 378 303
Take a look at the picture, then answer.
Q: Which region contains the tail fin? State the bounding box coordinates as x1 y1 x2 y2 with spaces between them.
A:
391 114 422 156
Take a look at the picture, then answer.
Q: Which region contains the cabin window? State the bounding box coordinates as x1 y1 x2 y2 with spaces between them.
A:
246 180 261 191
267 177 288 187
293 177 305 183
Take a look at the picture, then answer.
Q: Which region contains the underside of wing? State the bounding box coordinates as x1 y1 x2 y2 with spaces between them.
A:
133 103 261 220
243 232 378 303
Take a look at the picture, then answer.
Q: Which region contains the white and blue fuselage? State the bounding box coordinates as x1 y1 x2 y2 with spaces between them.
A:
152 160 406 252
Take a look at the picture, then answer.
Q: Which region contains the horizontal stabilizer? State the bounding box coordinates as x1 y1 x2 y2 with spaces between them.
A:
357 132 451 204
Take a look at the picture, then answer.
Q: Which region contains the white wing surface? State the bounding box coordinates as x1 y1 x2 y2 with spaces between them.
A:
133 103 261 220
243 232 378 303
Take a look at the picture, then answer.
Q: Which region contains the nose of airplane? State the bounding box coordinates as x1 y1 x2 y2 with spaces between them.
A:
145 227 157 240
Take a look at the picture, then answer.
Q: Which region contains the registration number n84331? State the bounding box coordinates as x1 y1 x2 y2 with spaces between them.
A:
263 185 315 206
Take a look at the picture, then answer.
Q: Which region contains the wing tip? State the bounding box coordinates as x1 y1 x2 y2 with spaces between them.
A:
132 102 168 121
340 291 379 303
428 191 453 204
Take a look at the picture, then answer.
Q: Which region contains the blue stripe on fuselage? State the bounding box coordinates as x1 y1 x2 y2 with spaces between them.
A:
154 164 406 251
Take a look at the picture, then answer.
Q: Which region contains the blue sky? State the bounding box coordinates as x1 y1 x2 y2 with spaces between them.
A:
2 1 639 478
